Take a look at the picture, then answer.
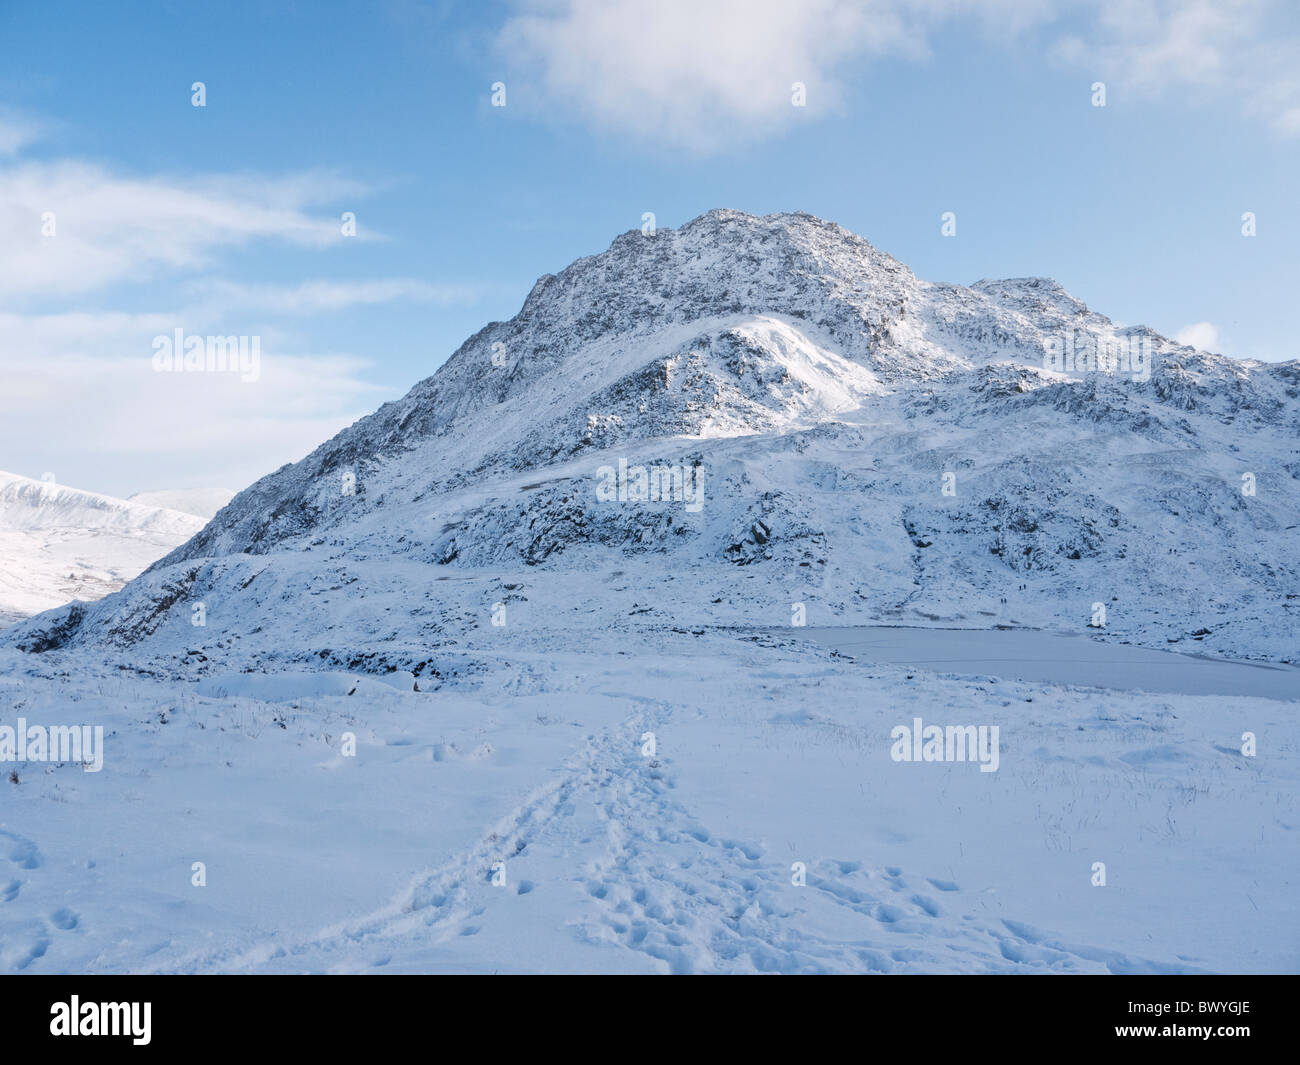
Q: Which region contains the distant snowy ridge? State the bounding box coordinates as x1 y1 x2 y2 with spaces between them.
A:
0 471 205 624
7 210 1298 667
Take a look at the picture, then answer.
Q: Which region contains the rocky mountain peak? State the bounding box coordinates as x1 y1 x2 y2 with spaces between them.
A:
6 211 1296 668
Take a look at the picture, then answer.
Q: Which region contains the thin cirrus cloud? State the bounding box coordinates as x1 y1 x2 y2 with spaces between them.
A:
186 278 490 316
0 348 385 495
1055 0 1300 136
0 158 371 302
496 0 1300 152
0 304 392 494
0 110 43 157
0 128 476 495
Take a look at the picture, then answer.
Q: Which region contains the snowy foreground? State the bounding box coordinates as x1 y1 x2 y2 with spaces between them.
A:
1 626 1294 975
4 210 1296 973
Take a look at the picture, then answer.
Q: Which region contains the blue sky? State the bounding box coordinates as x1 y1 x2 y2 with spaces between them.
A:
1 0 1296 496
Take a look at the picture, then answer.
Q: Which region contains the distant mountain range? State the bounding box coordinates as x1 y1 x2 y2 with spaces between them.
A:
0 472 229 625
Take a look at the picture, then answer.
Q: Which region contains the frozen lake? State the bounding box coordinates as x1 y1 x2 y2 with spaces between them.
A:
798 626 1300 701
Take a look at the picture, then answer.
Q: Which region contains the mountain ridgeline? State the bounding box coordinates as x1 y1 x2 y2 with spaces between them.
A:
7 210 1299 669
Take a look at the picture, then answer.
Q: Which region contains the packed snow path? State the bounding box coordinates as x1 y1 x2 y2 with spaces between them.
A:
2 627 1293 974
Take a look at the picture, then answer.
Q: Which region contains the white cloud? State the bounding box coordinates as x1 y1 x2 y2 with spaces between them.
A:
0 341 390 496
1058 0 1240 91
497 0 924 152
0 117 499 496
0 136 422 493
0 160 369 303
0 111 42 157
0 282 446 492
497 0 1300 150
0 309 180 360
187 278 487 315
1056 0 1300 135
1174 321 1220 351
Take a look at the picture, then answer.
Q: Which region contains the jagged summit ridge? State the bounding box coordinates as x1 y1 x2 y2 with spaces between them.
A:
147 210 1202 562
5 210 1298 667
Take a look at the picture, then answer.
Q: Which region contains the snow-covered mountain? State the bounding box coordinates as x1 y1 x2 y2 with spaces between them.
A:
6 209 1298 666
0 472 206 625
4 210 1298 976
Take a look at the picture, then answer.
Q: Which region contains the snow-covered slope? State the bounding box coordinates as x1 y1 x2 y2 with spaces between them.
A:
3 210 1297 976
0 472 206 625
3 633 1295 975
6 209 1299 667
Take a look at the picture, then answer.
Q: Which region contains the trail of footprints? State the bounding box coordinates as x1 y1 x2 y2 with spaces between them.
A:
148 700 1186 974
353 701 1135 974
0 828 82 972
567 733 996 973
443 709 1173 974
562 740 1194 973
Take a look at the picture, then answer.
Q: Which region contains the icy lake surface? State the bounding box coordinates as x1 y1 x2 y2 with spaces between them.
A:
800 626 1300 701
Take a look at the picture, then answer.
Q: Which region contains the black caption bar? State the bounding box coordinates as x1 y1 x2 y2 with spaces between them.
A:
1 975 1289 1052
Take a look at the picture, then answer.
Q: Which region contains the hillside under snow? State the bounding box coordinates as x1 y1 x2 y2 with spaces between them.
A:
9 209 1297 667
0 472 206 626
2 210 1296 975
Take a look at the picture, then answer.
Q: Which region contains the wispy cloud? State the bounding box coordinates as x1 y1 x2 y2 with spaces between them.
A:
0 159 370 302
496 0 1300 152
187 278 488 315
497 0 921 152
0 338 390 493
0 109 43 157
1056 0 1300 136
1174 321 1220 351
0 127 433 492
